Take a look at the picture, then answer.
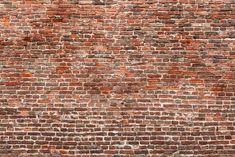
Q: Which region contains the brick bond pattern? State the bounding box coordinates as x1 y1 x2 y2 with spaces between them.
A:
0 0 234 156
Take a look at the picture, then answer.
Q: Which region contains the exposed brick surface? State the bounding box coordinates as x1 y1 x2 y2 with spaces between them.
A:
0 0 235 156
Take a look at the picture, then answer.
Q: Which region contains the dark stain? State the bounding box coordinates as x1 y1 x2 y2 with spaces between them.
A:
93 0 105 5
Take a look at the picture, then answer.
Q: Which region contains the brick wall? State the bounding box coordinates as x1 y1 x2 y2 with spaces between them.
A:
0 0 234 156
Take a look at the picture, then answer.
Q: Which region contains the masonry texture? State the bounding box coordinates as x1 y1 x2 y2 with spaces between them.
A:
0 0 235 156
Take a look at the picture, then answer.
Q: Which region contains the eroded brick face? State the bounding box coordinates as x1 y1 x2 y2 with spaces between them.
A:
0 0 235 156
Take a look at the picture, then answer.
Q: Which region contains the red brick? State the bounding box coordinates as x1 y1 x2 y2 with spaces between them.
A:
0 0 234 156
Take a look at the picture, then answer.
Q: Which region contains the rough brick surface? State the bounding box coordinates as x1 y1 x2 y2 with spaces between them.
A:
0 0 235 156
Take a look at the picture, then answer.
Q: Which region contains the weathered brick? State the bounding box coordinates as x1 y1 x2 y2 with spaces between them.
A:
0 0 234 156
